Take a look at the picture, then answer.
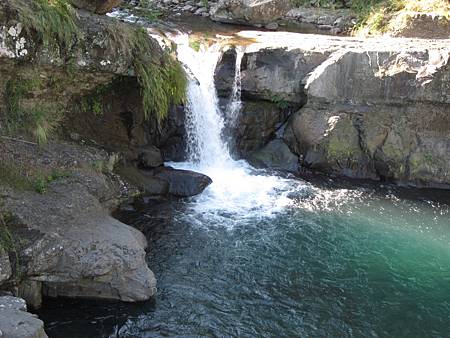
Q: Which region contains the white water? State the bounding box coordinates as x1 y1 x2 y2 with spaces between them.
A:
168 34 306 223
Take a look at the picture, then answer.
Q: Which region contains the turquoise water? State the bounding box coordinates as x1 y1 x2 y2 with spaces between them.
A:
38 180 450 337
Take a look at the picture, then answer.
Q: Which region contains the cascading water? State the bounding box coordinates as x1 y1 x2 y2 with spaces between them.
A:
168 35 304 222
225 48 244 126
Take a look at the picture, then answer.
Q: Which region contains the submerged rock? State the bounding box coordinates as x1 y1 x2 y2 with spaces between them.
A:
0 296 47 338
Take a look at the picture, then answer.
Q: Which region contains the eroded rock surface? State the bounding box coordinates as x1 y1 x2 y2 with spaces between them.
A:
0 141 156 303
285 49 450 187
0 296 47 338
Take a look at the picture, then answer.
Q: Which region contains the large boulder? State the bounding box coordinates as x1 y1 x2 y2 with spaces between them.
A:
2 182 157 302
0 296 47 338
240 47 331 103
70 0 122 14
233 100 289 157
153 167 213 197
210 0 292 26
116 166 212 197
285 49 450 187
0 141 157 304
248 139 298 171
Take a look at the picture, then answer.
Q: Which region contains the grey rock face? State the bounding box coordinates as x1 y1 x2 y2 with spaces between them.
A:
2 182 157 303
138 146 164 169
153 167 213 197
215 48 238 98
248 139 298 172
282 7 356 34
214 33 450 187
0 296 47 338
234 101 289 157
240 48 331 103
211 0 292 26
285 49 450 187
0 248 11 284
18 281 42 310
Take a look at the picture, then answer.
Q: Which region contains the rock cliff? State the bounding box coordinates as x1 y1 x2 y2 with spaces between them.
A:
215 32 450 188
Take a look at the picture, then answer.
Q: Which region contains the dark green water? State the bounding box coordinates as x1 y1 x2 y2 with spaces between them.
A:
38 180 450 338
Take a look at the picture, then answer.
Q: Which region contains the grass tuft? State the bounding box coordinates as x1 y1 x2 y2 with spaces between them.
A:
5 76 64 145
116 27 187 124
11 0 81 51
0 162 70 194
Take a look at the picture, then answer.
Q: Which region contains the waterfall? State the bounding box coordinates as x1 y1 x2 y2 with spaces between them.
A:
167 34 304 223
225 47 244 127
174 37 232 167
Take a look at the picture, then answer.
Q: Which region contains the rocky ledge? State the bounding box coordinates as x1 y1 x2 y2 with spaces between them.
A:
0 0 211 316
0 296 47 338
0 140 157 307
215 32 450 188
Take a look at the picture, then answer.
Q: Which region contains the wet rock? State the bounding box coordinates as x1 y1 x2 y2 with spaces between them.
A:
211 0 292 26
214 48 238 97
0 248 11 284
233 100 289 157
153 167 212 197
0 296 47 338
116 166 170 196
70 0 123 14
248 139 298 172
151 105 188 162
138 146 164 169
